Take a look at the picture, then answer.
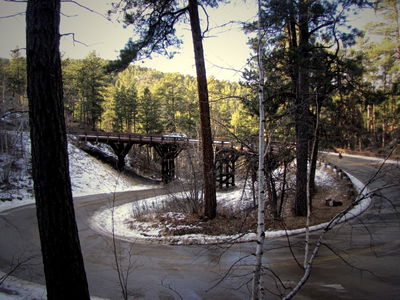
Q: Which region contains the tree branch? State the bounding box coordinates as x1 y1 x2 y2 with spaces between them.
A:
198 3 209 37
0 12 25 18
61 0 109 20
60 32 88 46
61 12 78 18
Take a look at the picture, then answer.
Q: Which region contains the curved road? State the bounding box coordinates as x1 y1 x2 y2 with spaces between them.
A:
0 153 399 299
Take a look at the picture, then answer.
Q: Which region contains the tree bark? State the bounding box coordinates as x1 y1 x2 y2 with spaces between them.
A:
26 1 90 299
252 1 266 298
294 0 310 217
188 0 217 219
309 131 319 195
309 97 321 196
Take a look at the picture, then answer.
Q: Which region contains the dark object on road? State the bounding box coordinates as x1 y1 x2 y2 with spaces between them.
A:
325 198 343 207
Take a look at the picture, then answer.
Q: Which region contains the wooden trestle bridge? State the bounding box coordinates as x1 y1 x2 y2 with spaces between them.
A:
75 132 287 187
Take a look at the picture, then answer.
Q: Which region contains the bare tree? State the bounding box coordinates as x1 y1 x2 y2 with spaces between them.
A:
107 174 136 300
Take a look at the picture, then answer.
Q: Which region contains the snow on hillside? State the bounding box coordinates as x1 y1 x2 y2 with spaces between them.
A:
0 132 155 212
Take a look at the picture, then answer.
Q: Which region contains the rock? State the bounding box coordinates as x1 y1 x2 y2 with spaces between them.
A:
325 198 343 207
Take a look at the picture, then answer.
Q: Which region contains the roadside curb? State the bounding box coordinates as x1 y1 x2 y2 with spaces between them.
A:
89 164 372 245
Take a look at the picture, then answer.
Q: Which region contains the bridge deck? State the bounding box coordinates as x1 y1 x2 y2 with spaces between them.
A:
74 131 292 155
75 132 235 148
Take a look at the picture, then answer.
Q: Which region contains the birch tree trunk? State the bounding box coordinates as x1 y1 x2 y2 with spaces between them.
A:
304 98 320 268
251 1 266 298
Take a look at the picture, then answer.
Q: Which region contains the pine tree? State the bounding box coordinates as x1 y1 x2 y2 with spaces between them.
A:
26 0 90 298
75 52 108 130
139 87 163 133
361 0 400 148
6 49 26 105
108 0 221 219
245 0 369 216
113 85 138 132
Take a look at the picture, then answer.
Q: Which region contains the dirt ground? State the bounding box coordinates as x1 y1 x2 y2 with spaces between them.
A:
271 167 353 231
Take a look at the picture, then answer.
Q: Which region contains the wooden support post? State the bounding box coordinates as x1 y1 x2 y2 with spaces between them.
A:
215 149 239 189
154 144 183 183
109 141 133 171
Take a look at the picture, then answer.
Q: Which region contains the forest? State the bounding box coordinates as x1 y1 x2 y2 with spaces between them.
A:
0 0 399 299
1 51 257 138
1 0 399 154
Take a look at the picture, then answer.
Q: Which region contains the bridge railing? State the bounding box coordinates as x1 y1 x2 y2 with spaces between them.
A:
73 131 238 147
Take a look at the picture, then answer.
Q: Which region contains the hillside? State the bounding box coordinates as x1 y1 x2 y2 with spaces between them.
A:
0 130 156 212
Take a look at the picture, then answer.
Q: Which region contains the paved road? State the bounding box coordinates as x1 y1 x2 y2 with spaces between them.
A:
0 153 399 299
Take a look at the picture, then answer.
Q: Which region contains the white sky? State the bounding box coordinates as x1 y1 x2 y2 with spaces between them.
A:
0 0 257 81
0 1 384 82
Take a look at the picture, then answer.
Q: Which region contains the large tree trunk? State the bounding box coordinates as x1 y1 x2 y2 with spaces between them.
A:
294 0 310 217
188 0 217 219
26 1 90 299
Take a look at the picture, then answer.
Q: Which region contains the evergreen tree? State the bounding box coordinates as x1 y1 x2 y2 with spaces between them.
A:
6 49 26 104
360 0 400 148
179 75 200 135
0 58 9 106
99 65 254 139
153 73 185 132
139 87 163 133
230 103 258 140
112 85 138 132
75 52 108 130
245 0 369 216
62 58 80 124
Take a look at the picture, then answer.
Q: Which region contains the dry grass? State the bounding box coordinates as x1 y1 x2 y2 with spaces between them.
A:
164 212 257 236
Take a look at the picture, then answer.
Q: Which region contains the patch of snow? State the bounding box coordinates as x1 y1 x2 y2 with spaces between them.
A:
320 284 346 290
162 212 186 221
0 269 108 299
0 132 34 211
67 142 151 197
88 142 116 158
0 272 47 300
315 167 337 187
